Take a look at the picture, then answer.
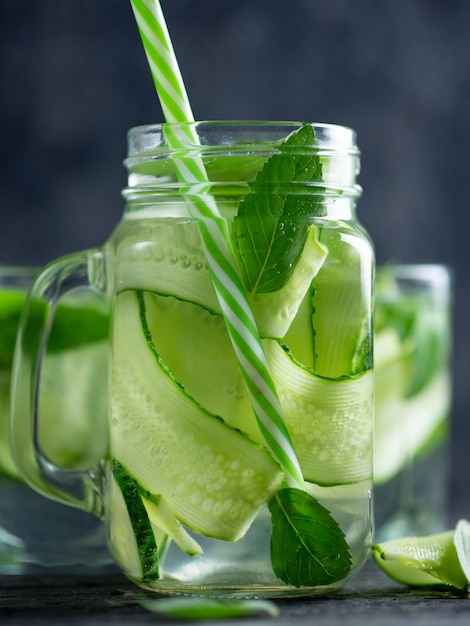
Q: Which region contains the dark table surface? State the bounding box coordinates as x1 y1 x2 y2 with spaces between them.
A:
1 560 469 626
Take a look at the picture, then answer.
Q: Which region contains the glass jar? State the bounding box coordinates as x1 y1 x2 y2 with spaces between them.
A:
11 121 374 596
374 263 452 541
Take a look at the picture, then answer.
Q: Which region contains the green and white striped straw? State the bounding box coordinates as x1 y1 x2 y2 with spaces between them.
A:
130 0 305 491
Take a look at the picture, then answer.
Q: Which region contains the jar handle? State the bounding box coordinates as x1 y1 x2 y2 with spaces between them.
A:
10 249 108 517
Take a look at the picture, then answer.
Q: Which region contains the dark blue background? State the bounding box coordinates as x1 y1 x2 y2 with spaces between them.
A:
1 0 469 520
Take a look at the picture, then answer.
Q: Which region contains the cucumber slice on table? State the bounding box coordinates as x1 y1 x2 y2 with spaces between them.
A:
111 289 282 543
373 529 468 589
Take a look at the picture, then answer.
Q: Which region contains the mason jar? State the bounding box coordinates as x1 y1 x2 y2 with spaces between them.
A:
11 121 374 597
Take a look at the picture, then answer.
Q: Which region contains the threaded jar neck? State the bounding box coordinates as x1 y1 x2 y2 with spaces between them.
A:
123 121 362 202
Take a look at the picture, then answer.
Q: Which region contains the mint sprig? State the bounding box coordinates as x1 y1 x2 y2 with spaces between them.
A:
269 488 352 587
232 125 324 294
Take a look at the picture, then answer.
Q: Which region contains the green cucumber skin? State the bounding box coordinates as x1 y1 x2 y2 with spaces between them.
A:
112 459 159 582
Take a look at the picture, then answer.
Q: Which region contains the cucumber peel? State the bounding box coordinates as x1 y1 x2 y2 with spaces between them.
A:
110 460 159 582
140 492 203 557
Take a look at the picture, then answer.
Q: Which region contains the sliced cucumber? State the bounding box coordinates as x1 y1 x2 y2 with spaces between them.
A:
111 290 282 542
375 270 451 399
283 283 315 370
373 530 468 589
374 276 451 484
141 492 202 557
309 230 372 378
114 218 221 313
142 292 258 441
45 295 109 353
374 326 450 484
38 341 109 470
0 290 109 478
114 220 327 343
109 460 159 582
263 339 373 485
374 327 412 484
248 227 327 339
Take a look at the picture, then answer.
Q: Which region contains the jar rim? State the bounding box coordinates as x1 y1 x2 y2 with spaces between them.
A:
126 121 360 158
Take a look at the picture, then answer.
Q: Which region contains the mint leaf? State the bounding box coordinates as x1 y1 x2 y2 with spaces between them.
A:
269 488 352 587
232 125 324 294
140 597 280 620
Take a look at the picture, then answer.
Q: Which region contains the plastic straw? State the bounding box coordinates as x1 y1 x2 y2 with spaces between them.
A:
129 0 305 491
